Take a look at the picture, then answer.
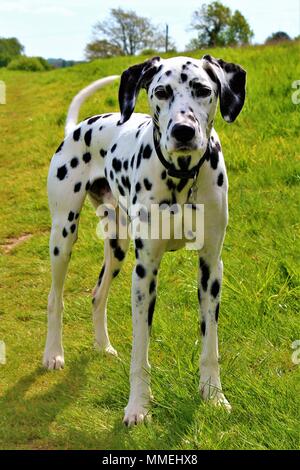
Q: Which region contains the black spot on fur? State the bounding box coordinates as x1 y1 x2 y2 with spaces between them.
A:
200 258 210 292
98 265 105 286
118 185 125 196
70 157 79 168
84 129 92 146
167 179 176 191
201 321 206 336
62 227 68 238
100 149 107 158
114 246 125 261
56 165 67 180
54 247 59 256
135 182 141 193
112 158 122 172
135 238 144 250
55 141 64 154
73 128 81 141
181 73 188 82
68 211 74 222
111 143 117 153
144 178 152 191
121 176 130 191
87 116 101 125
110 238 118 249
136 264 146 279
123 160 128 171
177 179 188 193
85 180 91 191
74 182 82 193
217 173 224 187
130 154 135 168
102 114 113 119
197 288 201 303
83 152 91 163
211 280 220 298
149 279 156 294
143 144 152 159
148 297 156 326
178 156 191 171
136 145 143 169
161 170 167 180
70 224 76 234
210 147 219 170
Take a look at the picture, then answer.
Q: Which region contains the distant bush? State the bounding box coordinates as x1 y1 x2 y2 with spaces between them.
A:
265 32 291 44
140 48 159 56
7 56 52 71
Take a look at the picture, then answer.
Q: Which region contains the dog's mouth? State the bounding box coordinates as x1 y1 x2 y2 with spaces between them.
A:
172 142 198 153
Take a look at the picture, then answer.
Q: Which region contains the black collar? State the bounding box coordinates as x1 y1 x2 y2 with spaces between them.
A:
153 130 208 180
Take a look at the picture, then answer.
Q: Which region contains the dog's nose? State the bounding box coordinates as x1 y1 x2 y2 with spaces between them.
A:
171 124 195 143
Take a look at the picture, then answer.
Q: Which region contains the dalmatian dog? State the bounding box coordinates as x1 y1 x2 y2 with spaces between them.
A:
43 55 246 426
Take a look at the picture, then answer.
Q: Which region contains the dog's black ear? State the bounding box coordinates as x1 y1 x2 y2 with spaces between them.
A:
118 57 161 124
203 54 246 123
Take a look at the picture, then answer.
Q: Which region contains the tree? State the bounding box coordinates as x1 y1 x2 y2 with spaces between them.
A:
187 1 253 49
0 37 24 67
265 32 291 44
85 40 124 60
226 10 254 46
87 8 175 58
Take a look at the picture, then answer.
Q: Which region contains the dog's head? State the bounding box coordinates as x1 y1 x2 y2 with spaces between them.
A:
119 55 246 170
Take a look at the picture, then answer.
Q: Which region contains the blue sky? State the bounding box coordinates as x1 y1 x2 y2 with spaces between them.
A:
0 0 299 60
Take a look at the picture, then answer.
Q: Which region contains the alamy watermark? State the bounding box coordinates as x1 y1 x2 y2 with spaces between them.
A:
0 341 6 365
0 81 6 104
291 340 300 365
291 80 300 105
95 198 205 251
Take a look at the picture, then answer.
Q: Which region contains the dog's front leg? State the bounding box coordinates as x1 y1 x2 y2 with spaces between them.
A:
123 239 164 426
198 254 231 411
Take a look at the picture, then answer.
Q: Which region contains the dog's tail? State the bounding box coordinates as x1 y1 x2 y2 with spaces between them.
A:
65 75 120 137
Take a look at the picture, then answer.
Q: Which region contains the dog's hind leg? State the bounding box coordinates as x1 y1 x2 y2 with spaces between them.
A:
43 170 87 370
92 208 129 356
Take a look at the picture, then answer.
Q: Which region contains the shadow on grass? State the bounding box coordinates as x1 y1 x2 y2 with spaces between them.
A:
0 354 90 449
0 353 201 450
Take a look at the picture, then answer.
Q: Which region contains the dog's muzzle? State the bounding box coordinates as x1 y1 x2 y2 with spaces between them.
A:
171 124 196 146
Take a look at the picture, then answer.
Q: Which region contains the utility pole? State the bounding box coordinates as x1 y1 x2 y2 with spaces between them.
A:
165 24 169 53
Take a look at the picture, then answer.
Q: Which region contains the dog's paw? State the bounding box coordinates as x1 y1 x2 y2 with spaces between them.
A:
43 351 65 370
94 341 118 357
123 403 150 427
200 380 232 413
211 392 232 412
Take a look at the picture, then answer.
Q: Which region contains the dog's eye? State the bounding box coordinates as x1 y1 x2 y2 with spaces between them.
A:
194 86 212 98
154 87 169 100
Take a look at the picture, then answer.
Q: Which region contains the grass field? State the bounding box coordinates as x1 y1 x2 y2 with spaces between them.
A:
0 42 299 450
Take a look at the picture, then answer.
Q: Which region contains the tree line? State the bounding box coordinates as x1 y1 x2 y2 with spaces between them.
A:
0 1 299 69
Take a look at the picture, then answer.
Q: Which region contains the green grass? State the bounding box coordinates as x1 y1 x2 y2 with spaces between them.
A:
0 42 299 450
